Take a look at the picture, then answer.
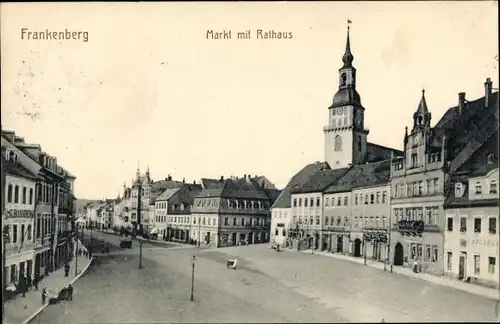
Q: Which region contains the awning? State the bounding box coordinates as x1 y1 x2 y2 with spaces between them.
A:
150 228 158 234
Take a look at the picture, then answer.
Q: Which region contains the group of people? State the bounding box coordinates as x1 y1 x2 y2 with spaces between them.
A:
41 284 73 305
12 273 42 298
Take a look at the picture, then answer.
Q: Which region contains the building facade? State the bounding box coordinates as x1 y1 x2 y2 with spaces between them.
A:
191 175 278 248
443 98 498 288
270 208 291 247
389 79 498 276
2 129 76 283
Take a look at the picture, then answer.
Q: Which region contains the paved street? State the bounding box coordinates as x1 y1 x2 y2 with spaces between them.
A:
33 233 499 323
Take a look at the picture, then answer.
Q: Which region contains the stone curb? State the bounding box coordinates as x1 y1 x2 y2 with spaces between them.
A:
21 257 95 324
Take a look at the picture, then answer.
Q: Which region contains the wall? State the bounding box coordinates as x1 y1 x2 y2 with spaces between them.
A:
270 208 291 246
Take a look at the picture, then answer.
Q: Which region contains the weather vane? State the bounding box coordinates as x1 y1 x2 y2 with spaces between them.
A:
347 19 352 29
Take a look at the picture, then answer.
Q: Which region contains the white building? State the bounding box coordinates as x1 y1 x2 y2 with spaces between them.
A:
445 165 499 288
2 150 39 284
270 208 291 247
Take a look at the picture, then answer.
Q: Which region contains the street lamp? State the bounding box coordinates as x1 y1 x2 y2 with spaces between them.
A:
190 254 196 301
138 236 144 269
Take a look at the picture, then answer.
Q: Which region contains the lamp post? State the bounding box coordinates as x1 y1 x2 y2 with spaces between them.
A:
197 216 201 248
363 233 367 266
190 254 196 301
138 236 143 269
74 234 78 276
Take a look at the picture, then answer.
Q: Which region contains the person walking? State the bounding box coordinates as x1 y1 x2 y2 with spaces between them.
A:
67 284 73 301
41 288 47 305
26 274 32 291
33 273 39 291
20 277 27 297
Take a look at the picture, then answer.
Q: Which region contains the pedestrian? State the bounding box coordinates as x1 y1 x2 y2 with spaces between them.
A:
67 284 73 301
26 274 32 290
20 277 26 297
41 288 47 305
64 263 70 277
33 274 39 291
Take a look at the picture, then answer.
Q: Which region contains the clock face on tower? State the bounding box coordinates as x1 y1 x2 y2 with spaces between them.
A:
414 136 419 145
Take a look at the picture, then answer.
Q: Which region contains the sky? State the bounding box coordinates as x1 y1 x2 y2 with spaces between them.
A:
1 2 498 200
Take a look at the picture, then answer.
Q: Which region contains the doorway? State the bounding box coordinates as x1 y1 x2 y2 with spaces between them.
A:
354 239 362 257
394 242 404 266
231 233 237 246
337 236 343 253
458 253 467 279
206 232 211 244
248 232 254 244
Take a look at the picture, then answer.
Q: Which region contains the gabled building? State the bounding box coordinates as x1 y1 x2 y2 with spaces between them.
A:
191 175 279 247
389 78 498 276
154 181 202 242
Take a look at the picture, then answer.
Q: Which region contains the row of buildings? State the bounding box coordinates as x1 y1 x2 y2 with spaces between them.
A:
2 128 77 289
269 27 499 288
82 169 281 248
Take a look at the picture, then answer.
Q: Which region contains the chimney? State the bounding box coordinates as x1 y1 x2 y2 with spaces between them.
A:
182 177 185 183
458 92 466 113
220 175 224 181
243 174 247 179
485 78 492 107
193 180 196 185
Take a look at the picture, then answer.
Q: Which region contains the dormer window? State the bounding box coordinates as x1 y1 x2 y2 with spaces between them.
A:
475 182 482 195
490 180 497 194
487 153 495 164
455 183 463 198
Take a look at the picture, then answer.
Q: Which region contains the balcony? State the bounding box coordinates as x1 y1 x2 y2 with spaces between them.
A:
396 220 424 235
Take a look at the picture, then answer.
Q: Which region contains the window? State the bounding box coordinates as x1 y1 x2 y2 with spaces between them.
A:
418 181 423 195
233 218 237 226
334 135 342 151
490 180 497 194
275 228 279 236
325 198 329 207
460 217 467 232
337 197 341 206
337 217 341 226
360 195 364 204
370 194 374 204
316 217 320 225
487 153 495 164
488 257 496 274
12 224 18 243
474 255 481 275
14 185 19 203
431 245 438 262
434 179 440 194
304 198 308 207
27 225 32 240
7 184 13 203
411 153 418 167
455 183 463 197
376 192 380 203
325 217 329 225
316 197 320 207
447 252 453 271
241 218 245 226
309 217 313 225
447 217 453 231
355 195 358 205
282 229 286 236
475 182 482 194
344 197 348 206
474 217 482 233
489 217 497 234
425 245 431 261
21 224 25 243
310 198 314 207
22 187 27 204
330 217 334 226
293 199 297 207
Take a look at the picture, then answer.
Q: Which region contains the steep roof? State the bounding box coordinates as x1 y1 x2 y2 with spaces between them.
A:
430 92 498 166
155 188 181 202
290 168 349 194
195 177 271 200
271 162 329 209
366 143 403 162
324 159 391 193
3 158 40 181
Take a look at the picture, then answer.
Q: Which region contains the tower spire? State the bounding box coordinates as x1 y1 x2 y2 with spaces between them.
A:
342 20 354 67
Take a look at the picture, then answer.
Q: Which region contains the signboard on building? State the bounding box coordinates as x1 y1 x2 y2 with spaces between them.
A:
404 236 423 244
471 238 499 248
4 209 34 219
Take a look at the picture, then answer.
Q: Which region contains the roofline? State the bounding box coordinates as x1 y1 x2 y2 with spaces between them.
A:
367 142 403 154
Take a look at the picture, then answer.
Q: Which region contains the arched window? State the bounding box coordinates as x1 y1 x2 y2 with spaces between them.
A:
455 183 463 197
7 184 13 203
14 185 19 203
325 216 329 225
490 180 497 194
22 187 27 204
340 73 347 86
9 151 15 161
487 153 495 164
334 135 342 151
